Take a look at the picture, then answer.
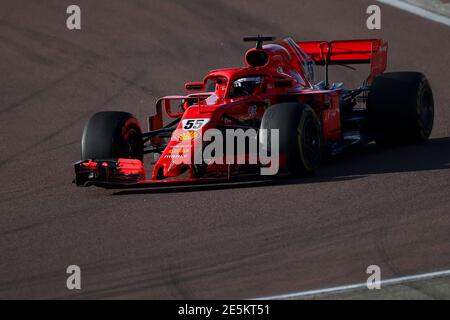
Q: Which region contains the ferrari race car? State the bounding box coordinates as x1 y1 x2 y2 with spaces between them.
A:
73 36 434 188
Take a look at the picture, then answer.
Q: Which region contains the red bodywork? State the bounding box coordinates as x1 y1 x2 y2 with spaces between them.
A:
75 37 388 187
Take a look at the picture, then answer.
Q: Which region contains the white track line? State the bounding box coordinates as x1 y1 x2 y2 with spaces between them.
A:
255 269 450 300
377 0 450 26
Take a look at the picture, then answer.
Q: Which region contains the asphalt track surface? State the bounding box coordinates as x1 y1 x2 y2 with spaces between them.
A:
0 0 449 299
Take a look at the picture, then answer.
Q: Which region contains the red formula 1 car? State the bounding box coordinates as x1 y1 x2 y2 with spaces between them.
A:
74 36 434 188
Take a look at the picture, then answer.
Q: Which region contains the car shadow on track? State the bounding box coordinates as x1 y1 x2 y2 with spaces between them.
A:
112 137 450 195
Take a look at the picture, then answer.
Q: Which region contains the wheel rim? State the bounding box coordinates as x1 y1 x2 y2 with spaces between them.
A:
419 88 434 135
298 117 320 168
124 128 142 159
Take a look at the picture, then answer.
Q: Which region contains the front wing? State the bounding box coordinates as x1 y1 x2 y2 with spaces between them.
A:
73 158 265 189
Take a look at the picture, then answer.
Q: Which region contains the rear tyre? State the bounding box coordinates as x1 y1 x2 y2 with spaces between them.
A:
367 72 434 143
260 103 321 176
81 111 143 160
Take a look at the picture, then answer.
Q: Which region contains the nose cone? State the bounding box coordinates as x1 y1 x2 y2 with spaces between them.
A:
152 133 200 180
151 105 216 180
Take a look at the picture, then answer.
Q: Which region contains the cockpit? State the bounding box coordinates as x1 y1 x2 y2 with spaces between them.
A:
229 76 265 98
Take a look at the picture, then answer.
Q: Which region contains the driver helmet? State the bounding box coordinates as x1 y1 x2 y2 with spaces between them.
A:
230 76 264 98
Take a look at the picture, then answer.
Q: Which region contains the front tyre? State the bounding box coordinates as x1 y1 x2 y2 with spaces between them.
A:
260 103 322 176
81 111 143 161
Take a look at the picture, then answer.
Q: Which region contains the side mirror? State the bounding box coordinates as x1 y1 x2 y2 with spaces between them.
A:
185 81 205 91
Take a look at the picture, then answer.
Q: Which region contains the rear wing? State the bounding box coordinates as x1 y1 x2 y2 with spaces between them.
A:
297 39 388 84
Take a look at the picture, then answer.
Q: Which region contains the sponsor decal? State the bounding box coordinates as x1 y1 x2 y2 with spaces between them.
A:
164 154 187 159
173 130 200 141
165 145 190 159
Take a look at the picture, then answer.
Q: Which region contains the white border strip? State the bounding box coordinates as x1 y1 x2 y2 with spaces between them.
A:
377 0 450 26
255 269 450 300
